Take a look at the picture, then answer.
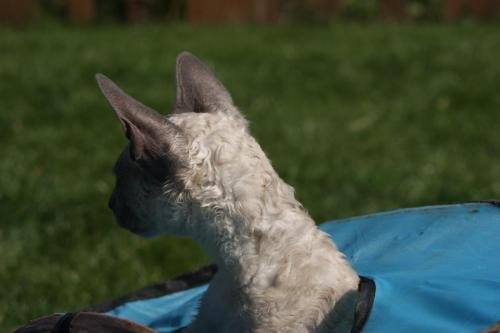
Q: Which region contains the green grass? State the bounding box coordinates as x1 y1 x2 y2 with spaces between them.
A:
1 23 500 331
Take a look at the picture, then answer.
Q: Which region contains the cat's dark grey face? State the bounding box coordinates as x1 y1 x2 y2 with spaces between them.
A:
106 123 191 237
95 73 189 237
108 146 169 237
97 52 233 238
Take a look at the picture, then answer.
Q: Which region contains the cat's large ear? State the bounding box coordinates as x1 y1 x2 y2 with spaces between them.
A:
96 74 184 179
174 52 233 113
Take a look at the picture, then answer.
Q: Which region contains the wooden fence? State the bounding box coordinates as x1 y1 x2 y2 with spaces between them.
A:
0 0 499 25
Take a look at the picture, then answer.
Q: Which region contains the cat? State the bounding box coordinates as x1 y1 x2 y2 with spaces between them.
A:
96 52 359 332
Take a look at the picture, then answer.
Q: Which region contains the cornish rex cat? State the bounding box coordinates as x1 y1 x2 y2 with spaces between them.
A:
96 52 359 332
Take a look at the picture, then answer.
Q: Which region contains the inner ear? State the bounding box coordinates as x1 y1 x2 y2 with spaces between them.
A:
174 52 232 113
96 73 185 181
121 120 146 161
126 125 180 183
132 144 171 182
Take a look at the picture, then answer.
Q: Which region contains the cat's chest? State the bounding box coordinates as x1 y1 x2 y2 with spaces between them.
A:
188 274 253 332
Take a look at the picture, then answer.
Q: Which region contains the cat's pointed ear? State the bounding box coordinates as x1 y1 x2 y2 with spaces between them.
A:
174 52 233 113
96 74 184 179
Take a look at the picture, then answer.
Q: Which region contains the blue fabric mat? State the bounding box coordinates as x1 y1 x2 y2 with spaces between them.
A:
106 203 500 332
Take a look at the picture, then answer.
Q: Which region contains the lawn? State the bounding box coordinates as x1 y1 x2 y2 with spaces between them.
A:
1 23 499 331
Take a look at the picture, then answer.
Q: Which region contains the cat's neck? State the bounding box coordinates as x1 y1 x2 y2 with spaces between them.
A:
191 192 310 275
190 189 358 292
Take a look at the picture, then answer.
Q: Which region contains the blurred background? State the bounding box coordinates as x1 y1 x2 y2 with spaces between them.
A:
2 0 500 24
1 0 500 331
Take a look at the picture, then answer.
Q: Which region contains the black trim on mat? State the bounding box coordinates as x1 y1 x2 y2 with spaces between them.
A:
480 200 500 208
352 276 376 333
89 264 217 313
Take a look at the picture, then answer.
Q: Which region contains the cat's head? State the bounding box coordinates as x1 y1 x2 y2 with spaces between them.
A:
97 52 269 239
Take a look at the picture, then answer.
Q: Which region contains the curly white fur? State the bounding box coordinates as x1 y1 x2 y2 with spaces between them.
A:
168 107 359 333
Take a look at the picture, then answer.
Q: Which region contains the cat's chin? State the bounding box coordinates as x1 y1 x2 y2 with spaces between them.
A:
129 227 159 239
118 222 158 238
